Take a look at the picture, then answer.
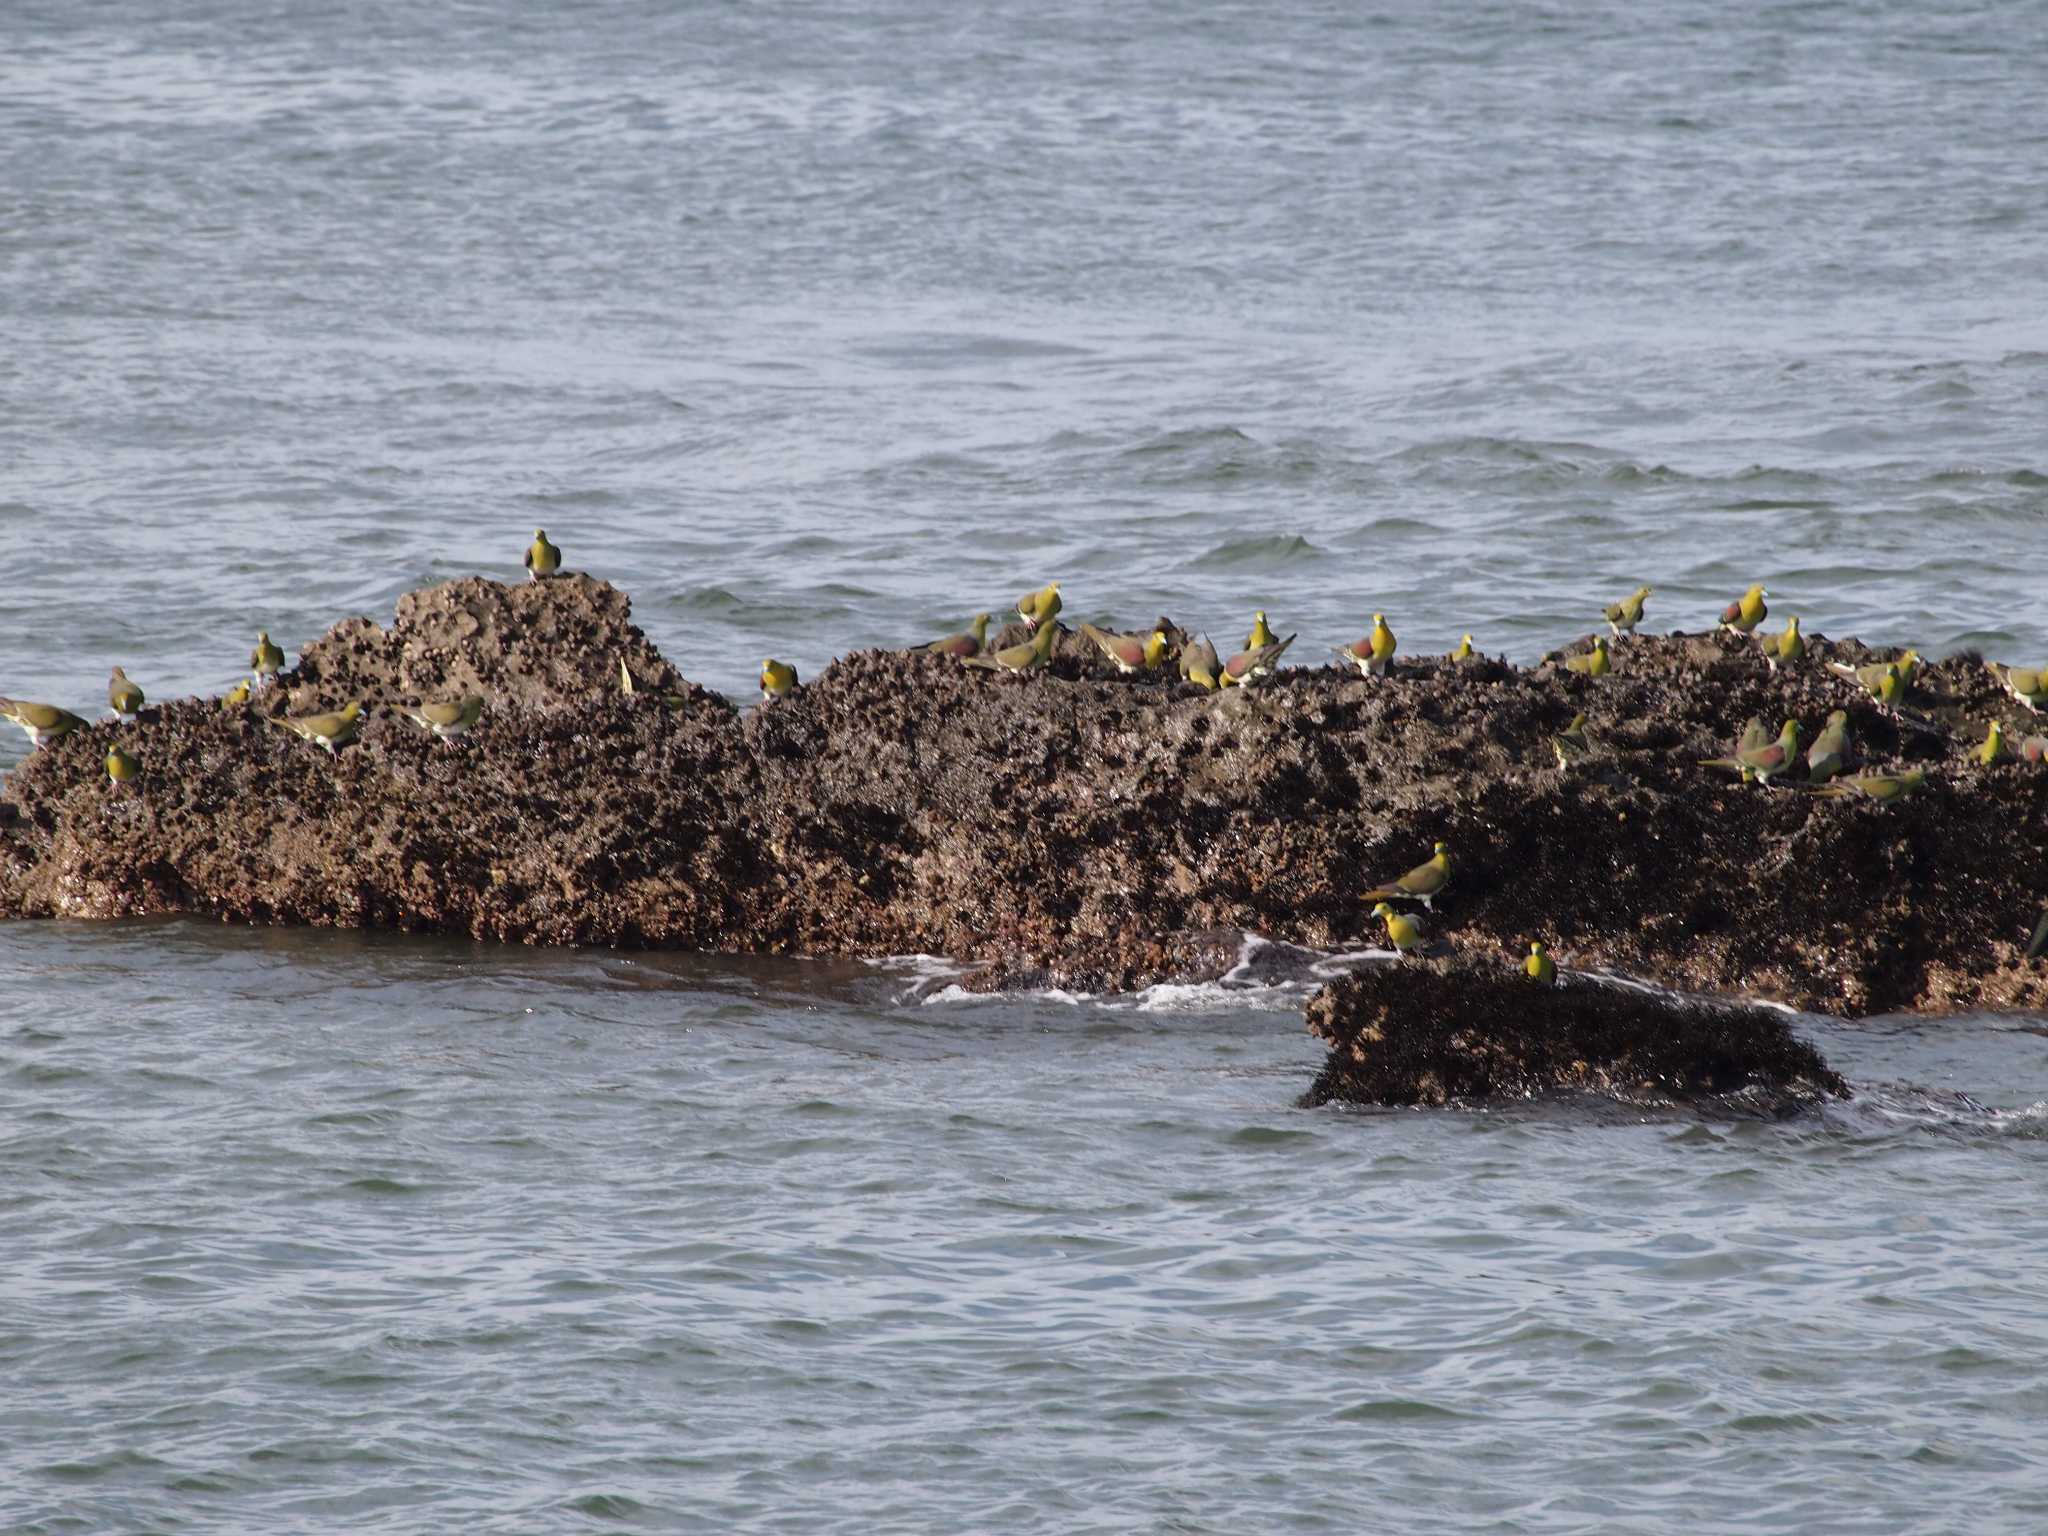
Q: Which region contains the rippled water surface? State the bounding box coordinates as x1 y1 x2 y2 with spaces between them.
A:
6 0 2048 1529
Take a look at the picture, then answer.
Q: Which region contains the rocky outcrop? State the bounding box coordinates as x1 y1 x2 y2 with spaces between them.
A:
3 576 2045 1032
1301 962 1848 1114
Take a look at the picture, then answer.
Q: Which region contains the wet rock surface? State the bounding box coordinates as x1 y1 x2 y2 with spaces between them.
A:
3 581 2045 1035
1301 963 1849 1114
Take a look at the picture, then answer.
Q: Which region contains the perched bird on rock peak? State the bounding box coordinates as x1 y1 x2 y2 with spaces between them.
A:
1016 582 1062 631
964 619 1060 677
1079 622 1167 674
1550 711 1591 769
1333 613 1397 677
222 678 252 710
1806 710 1852 783
1524 940 1555 984
1450 633 1478 664
1701 718 1803 787
1221 633 1295 687
1986 661 2048 713
760 658 798 700
105 744 140 790
1372 902 1426 957
1362 841 1451 910
1605 585 1653 639
525 528 561 581
251 631 286 683
1759 615 1804 672
1179 634 1221 690
0 698 87 749
1564 636 1611 677
1720 583 1769 634
1814 767 1927 803
1245 610 1277 652
108 667 144 717
1977 720 2012 766
401 695 485 739
270 700 364 755
921 613 993 659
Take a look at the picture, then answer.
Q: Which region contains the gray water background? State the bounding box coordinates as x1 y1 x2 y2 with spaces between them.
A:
4 0 2048 1530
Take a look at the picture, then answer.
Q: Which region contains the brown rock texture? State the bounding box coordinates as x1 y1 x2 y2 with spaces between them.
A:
2 577 2045 1034
1301 963 1849 1114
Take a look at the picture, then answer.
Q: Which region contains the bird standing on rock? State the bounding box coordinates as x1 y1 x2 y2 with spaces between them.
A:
1986 661 2048 713
252 632 285 683
1179 634 1221 690
1832 653 1917 700
1221 633 1295 686
1550 712 1591 768
108 667 144 717
525 529 561 581
1720 584 1769 634
1450 634 1477 663
1362 841 1452 910
1246 610 1277 651
0 698 87 749
1524 941 1555 984
1700 719 1803 787
1332 614 1397 677
921 613 993 659
222 678 253 709
1759 616 1804 672
1564 636 1611 677
106 745 140 790
1977 721 2011 766
761 659 798 700
1016 582 1061 631
401 695 486 739
1079 623 1167 674
1372 902 1426 957
1605 585 1652 639
1806 711 1852 783
270 701 364 755
1814 767 1927 803
964 620 1060 677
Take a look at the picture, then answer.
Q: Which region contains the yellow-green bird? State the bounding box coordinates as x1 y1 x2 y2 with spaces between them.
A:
921 613 993 659
1371 901 1426 957
1245 610 1277 651
270 700 365 755
2028 908 2048 961
1221 633 1296 687
1362 840 1451 910
105 744 140 790
964 619 1060 676
1604 585 1653 640
1977 720 2011 766
1333 613 1398 677
401 695 485 739
1524 940 1555 984
1759 615 1804 672
222 678 253 709
1719 583 1769 634
761 658 798 700
0 698 87 749
1986 661 2048 713
1564 636 1611 677
108 666 144 717
1016 581 1062 631
1179 634 1221 690
1550 712 1591 768
1450 633 1478 664
1813 767 1927 802
1806 710 1852 782
1831 652 1917 699
1701 718 1803 787
1079 622 1168 674
251 631 286 682
525 528 561 581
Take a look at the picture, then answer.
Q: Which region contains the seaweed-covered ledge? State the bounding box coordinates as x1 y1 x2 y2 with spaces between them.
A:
1 574 2044 1021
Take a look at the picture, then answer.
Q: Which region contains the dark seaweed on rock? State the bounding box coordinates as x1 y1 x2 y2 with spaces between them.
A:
1300 962 1849 1114
0 582 2044 1017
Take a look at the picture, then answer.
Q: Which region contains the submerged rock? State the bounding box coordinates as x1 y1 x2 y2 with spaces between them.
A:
1301 962 1849 1114
0 579 2044 1019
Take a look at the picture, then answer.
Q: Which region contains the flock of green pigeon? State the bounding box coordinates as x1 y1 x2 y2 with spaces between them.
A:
4 532 2045 968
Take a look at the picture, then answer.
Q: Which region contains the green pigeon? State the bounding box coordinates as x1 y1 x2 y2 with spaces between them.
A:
964 619 1060 676
1079 622 1168 674
1806 710 1852 782
401 695 485 739
1450 633 1478 664
270 700 364 755
1179 634 1221 690
921 613 993 659
1333 613 1397 677
1719 583 1769 634
1550 712 1591 768
1524 940 1556 984
1362 841 1451 910
1563 636 1611 677
1831 652 1917 699
1759 615 1804 672
251 631 286 682
760 658 798 700
1371 901 1426 957
1016 582 1062 631
1986 661 2048 713
108 667 144 717
0 698 87 748
106 744 140 789
222 678 253 710
525 528 561 581
1246 610 1277 651
1977 720 2011 766
1814 767 1928 803
2028 907 2048 961
1700 719 1803 787
1221 633 1295 686
1604 585 1652 639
